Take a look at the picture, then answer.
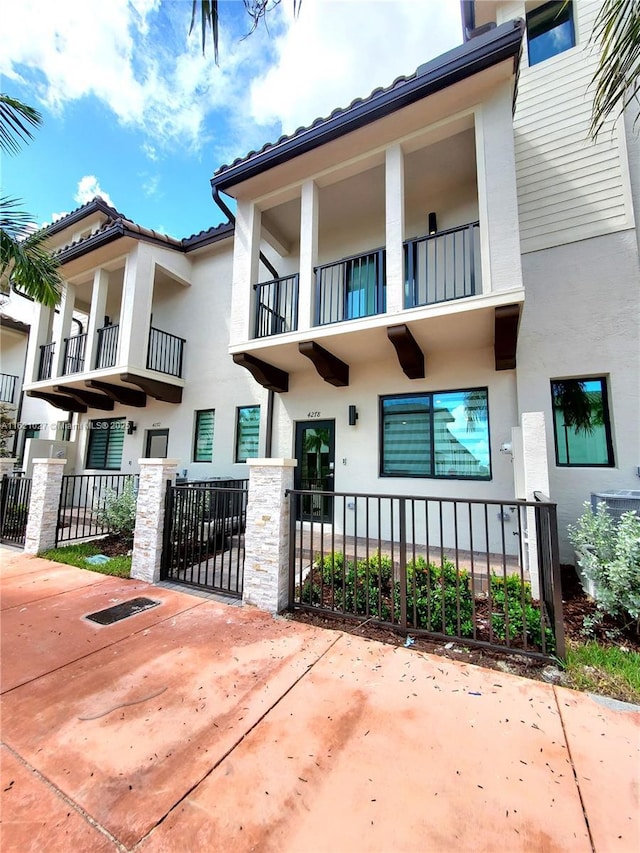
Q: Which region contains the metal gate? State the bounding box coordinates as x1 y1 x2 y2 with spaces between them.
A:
161 481 247 597
0 474 32 546
56 473 138 545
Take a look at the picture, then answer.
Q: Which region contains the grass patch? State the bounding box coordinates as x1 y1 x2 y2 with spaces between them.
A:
40 542 131 579
564 640 640 705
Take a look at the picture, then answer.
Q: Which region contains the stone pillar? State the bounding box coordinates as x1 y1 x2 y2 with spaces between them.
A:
520 412 551 600
85 268 110 371
243 458 296 613
24 458 67 554
0 458 17 478
298 180 319 331
385 143 405 314
130 458 179 584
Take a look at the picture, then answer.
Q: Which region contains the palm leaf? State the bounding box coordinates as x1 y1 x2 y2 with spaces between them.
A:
190 0 219 60
0 94 42 155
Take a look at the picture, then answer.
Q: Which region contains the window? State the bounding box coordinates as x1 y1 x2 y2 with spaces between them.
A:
527 1 575 66
86 418 125 470
380 389 491 479
24 424 41 439
551 378 614 466
145 429 169 458
235 406 260 463
193 409 215 462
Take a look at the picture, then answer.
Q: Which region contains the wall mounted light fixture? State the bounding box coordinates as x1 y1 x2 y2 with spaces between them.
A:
127 421 137 435
348 405 359 426
428 211 438 235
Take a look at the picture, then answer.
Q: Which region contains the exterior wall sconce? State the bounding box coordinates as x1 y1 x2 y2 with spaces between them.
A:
127 421 137 435
348 405 359 426
428 212 438 235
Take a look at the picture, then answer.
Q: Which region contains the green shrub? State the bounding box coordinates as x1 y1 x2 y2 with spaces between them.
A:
489 574 554 651
96 479 138 541
399 556 474 637
568 502 640 630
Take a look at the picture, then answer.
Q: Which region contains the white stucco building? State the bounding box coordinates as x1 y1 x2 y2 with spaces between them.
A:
4 0 638 561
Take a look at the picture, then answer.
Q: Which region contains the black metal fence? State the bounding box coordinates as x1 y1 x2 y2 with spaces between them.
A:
288 489 565 660
38 342 55 380
0 474 32 546
56 473 138 545
254 274 299 338
147 326 185 377
63 332 88 375
405 221 480 308
95 324 119 369
161 481 248 596
0 373 18 404
315 248 386 326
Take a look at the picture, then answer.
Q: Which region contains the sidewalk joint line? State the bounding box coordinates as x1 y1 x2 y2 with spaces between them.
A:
2 741 129 852
552 686 596 853
132 632 343 850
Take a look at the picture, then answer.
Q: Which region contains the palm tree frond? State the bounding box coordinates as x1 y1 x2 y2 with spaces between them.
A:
190 0 219 61
0 94 42 155
0 199 61 308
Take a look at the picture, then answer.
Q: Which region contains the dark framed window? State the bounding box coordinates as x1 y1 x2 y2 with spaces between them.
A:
551 377 614 467
24 424 41 439
235 405 260 463
527 1 575 66
86 418 125 470
380 388 491 479
145 429 169 459
193 409 215 462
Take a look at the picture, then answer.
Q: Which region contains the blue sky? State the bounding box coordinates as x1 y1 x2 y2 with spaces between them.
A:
1 0 462 240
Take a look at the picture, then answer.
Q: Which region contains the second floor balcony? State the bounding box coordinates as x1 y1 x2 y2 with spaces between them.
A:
252 222 481 341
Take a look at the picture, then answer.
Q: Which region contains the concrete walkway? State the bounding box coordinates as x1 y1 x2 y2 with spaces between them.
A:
1 547 638 853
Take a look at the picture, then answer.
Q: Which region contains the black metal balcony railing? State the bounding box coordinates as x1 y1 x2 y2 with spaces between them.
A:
404 221 481 309
62 332 88 375
315 248 386 327
38 342 55 380
0 373 18 403
95 323 119 369
147 326 185 378
253 274 299 339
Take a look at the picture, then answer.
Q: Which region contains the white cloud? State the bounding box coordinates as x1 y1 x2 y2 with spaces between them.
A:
74 176 115 208
142 174 161 198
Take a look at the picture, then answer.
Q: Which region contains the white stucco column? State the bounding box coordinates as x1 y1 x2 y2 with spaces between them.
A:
24 458 67 554
519 412 551 600
53 283 76 378
298 180 319 331
474 86 523 295
85 268 110 371
230 200 261 346
243 458 296 613
130 458 179 584
24 302 54 382
385 143 405 315
118 243 154 368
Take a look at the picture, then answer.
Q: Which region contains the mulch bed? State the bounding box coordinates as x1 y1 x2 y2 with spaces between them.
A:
92 534 133 558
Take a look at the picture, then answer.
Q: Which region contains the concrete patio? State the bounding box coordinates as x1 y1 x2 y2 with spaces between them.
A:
1 547 638 852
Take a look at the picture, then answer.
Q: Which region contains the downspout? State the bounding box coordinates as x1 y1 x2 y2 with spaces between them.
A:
211 185 277 457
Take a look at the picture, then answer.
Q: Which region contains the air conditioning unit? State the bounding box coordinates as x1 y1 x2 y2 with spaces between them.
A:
590 490 640 521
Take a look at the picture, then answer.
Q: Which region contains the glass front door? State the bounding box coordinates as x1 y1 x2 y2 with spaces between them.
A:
294 420 335 522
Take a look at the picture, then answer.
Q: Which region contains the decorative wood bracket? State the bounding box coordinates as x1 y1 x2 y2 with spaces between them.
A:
26 390 87 413
494 304 521 370
387 324 425 379
232 353 289 393
120 373 183 403
298 341 349 387
85 380 147 407
54 386 114 411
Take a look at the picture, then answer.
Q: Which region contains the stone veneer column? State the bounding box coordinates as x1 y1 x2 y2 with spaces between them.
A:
0 458 17 478
130 458 179 584
24 458 67 554
243 458 296 614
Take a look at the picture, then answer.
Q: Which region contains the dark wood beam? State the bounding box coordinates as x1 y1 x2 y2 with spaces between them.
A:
26 390 87 413
120 373 183 404
86 380 147 407
54 386 114 411
494 304 521 370
232 353 289 393
298 341 349 387
387 324 425 379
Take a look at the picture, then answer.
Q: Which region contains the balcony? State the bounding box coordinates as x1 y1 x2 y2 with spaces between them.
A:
38 343 55 381
315 249 386 327
0 373 18 404
404 222 480 309
254 275 299 339
62 332 88 375
95 324 119 369
146 327 185 378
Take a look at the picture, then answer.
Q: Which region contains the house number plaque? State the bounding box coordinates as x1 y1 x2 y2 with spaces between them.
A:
307 411 321 418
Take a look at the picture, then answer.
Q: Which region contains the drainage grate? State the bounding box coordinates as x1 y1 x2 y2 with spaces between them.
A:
86 597 160 625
